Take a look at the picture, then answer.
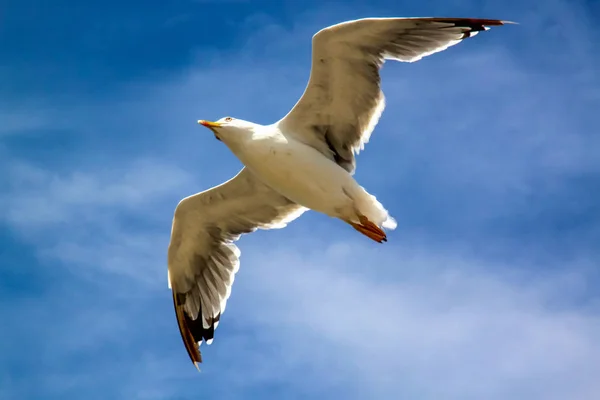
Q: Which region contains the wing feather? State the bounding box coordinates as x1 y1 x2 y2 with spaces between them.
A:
168 167 306 366
279 17 510 173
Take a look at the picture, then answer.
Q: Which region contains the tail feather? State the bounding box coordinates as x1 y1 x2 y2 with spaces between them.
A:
382 214 397 230
353 186 397 231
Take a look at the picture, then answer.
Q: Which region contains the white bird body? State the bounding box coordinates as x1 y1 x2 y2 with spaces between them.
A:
166 16 512 368
219 124 396 229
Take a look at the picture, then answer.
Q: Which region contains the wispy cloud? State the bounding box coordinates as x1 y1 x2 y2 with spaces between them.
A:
230 241 600 400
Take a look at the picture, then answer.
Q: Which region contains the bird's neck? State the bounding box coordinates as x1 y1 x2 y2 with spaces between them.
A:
222 125 281 161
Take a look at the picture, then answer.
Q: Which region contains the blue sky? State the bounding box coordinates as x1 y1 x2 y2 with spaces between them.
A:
1 0 599 399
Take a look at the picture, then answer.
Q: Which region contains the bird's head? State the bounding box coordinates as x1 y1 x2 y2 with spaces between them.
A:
197 117 257 144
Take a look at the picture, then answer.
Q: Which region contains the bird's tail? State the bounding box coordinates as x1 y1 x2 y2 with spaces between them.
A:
343 184 396 242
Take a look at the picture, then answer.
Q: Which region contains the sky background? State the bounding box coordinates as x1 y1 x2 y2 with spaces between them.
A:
1 0 599 399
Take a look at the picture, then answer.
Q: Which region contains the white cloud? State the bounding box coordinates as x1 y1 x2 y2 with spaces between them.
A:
0 158 192 287
219 240 600 400
1 158 192 228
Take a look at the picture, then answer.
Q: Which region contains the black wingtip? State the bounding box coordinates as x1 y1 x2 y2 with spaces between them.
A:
427 17 516 30
172 291 203 367
426 18 516 39
173 290 223 369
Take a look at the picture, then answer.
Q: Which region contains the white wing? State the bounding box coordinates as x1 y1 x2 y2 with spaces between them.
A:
278 17 510 173
167 167 306 366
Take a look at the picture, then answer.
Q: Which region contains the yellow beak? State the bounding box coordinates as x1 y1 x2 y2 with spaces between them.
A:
197 120 221 129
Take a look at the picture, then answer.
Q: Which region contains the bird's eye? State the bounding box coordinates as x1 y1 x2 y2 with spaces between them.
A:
224 117 233 122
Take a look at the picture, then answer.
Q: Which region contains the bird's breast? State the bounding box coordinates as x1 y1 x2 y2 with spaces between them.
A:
235 137 353 213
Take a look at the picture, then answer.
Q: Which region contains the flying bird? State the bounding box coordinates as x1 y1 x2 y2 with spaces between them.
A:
167 17 511 368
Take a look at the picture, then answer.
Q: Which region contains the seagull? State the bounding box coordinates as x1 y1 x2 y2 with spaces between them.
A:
167 17 510 368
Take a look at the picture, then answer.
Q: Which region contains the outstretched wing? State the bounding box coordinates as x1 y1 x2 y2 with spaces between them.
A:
167 167 306 367
279 17 510 173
